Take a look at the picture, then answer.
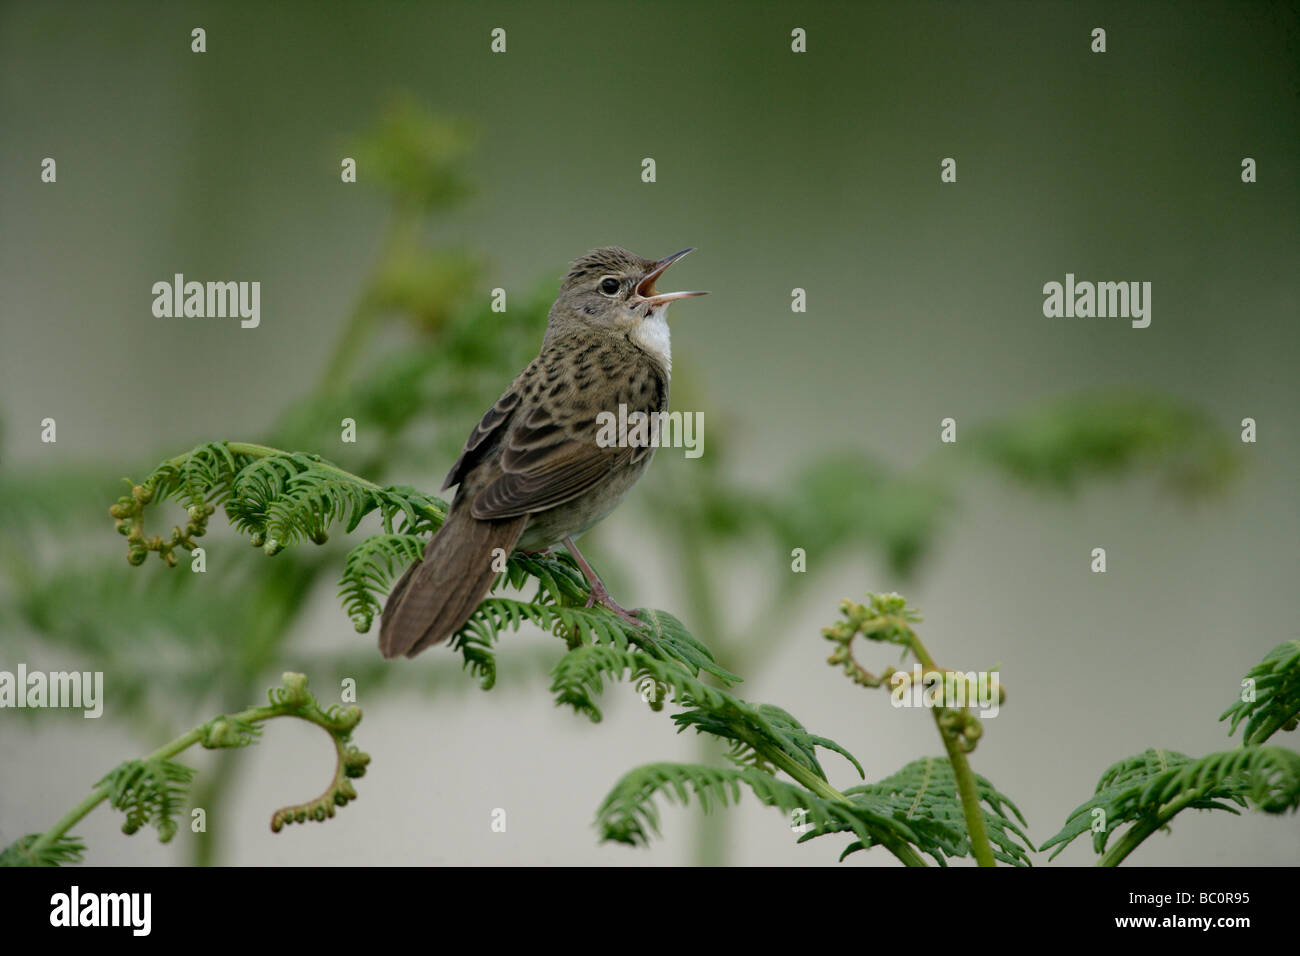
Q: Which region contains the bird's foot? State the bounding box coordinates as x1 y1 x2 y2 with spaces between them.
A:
584 581 645 628
561 535 646 628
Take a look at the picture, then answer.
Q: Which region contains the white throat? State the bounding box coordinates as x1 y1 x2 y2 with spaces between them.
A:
630 308 672 372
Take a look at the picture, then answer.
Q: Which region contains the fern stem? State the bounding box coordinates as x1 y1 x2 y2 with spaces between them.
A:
675 525 733 867
932 710 997 866
1095 790 1201 867
24 724 207 862
24 700 285 863
893 622 998 867
761 747 928 867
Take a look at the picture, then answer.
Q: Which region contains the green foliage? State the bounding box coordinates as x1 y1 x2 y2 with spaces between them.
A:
144 441 242 513
0 97 1255 867
547 639 857 785
0 835 86 867
353 94 477 214
1220 640 1300 745
632 388 1241 865
1041 746 1300 861
3 673 370 865
0 100 555 866
766 457 953 577
469 602 707 695
113 443 445 564
266 286 550 472
598 763 770 845
841 758 1032 866
584 588 1028 865
99 758 196 843
339 533 426 631
674 699 862 782
5 553 328 742
1046 641 1300 864
10 406 1263 866
595 757 1032 867
962 391 1238 497
199 714 263 748
111 440 994 863
597 762 907 851
642 393 1239 591
392 544 744 693
644 446 952 580
111 442 449 641
226 458 434 548
815 592 1016 866
0 465 121 530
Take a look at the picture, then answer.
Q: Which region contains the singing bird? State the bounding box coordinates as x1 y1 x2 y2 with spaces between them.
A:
379 247 707 659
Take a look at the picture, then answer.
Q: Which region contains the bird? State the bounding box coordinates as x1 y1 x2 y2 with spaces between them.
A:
379 246 707 659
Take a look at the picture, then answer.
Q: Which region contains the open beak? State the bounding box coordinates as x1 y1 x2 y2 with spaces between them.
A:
636 248 709 307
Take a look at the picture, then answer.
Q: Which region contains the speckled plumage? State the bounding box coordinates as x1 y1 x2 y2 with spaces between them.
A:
379 247 704 659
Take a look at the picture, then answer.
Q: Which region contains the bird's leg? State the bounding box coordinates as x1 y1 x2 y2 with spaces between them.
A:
562 536 644 627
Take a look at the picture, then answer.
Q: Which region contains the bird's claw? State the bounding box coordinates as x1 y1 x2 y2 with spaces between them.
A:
585 584 646 628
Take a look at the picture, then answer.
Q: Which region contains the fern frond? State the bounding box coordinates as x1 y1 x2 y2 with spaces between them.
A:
1220 641 1300 745
637 608 741 684
548 645 731 722
1154 747 1300 813
264 471 379 545
546 641 863 794
595 761 918 855
228 455 440 548
840 757 1032 866
0 834 86 867
446 569 741 695
5 673 373 865
148 441 244 510
450 598 636 691
1040 746 1300 860
199 715 263 748
723 739 776 774
520 560 740 683
338 533 425 632
97 758 197 844
672 701 862 782
597 762 747 845
115 442 446 567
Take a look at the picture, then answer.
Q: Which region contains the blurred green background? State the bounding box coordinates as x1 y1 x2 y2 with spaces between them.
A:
1 0 1296 865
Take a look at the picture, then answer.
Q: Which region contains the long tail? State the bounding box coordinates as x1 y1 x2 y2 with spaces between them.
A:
379 503 527 659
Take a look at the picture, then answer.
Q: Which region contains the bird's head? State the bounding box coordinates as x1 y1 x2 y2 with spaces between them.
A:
551 247 707 336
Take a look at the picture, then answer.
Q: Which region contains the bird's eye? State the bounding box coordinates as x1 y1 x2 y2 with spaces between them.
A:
598 277 621 296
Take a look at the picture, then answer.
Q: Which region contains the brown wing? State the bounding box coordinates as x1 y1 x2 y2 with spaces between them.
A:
469 344 667 520
441 386 522 492
468 399 646 520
